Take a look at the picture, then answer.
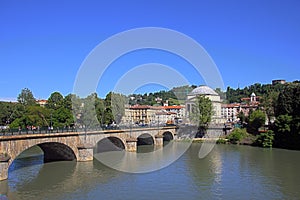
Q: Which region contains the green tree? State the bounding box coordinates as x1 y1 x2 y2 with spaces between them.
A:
256 130 274 148
248 110 266 134
103 92 127 124
17 88 36 106
10 105 50 128
226 128 248 144
275 114 292 133
52 107 73 127
64 94 76 110
72 94 99 129
46 92 64 110
275 83 300 118
260 91 279 124
190 95 213 131
0 102 16 125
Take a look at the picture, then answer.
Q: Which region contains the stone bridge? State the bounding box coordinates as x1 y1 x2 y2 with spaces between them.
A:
0 126 177 181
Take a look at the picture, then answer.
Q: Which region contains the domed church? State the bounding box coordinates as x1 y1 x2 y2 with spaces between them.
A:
185 85 224 124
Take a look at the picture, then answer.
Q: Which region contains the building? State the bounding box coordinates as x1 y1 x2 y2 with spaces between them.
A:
36 99 48 107
272 79 286 85
121 105 185 126
221 93 260 122
185 85 224 124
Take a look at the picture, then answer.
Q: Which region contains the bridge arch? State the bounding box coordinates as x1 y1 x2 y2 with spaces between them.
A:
137 133 154 145
95 136 126 153
7 141 79 168
38 142 77 162
163 131 174 142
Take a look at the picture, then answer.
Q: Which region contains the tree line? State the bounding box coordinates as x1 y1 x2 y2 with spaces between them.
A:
226 81 300 150
0 89 127 130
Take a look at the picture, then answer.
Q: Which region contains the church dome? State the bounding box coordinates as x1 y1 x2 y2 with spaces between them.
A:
189 85 218 96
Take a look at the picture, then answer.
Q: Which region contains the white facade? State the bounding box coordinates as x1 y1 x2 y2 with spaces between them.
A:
185 85 225 124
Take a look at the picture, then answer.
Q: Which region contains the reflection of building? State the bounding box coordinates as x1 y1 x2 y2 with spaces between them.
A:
221 93 260 122
121 105 185 125
185 85 224 124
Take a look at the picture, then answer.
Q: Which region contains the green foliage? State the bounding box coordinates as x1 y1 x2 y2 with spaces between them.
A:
72 94 99 128
275 114 293 133
255 130 274 148
52 107 73 127
128 85 195 106
226 128 248 144
171 85 196 101
17 88 36 106
103 92 127 124
226 83 285 103
260 91 279 124
275 82 300 118
0 101 23 125
216 138 227 144
215 88 226 101
10 105 50 128
190 95 213 129
272 82 300 149
46 92 64 109
248 110 266 133
111 93 127 124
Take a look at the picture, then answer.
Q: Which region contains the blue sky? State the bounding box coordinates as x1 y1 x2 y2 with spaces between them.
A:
1 0 299 100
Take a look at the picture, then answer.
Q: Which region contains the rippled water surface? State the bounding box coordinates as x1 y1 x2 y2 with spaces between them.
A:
1 143 300 200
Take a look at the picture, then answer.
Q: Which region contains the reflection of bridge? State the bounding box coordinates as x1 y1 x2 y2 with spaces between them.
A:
0 126 177 181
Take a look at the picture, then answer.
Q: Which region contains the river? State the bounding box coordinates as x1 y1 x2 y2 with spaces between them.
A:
1 143 300 200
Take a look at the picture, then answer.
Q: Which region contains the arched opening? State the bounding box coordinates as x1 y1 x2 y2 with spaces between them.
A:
163 131 174 146
137 133 154 146
9 145 44 173
163 131 174 142
8 142 76 180
137 133 154 153
95 137 125 153
38 142 76 162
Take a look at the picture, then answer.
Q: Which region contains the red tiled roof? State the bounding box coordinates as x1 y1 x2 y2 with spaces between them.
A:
130 105 151 109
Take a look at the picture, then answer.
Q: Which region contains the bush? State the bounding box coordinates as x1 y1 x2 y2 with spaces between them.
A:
216 138 227 144
226 128 248 144
255 130 274 148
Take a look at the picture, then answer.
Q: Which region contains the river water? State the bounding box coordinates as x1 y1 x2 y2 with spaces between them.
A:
1 143 300 200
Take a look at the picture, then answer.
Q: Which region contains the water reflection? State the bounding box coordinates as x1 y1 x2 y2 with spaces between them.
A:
1 144 300 200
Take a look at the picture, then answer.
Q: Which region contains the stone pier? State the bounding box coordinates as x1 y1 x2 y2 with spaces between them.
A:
77 144 94 162
0 154 10 181
126 138 137 152
155 134 164 148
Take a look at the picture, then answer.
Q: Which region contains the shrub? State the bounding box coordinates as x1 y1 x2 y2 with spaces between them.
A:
255 130 274 148
216 138 227 144
226 128 248 144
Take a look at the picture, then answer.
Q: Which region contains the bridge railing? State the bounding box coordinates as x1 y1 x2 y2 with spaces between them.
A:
0 124 175 136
